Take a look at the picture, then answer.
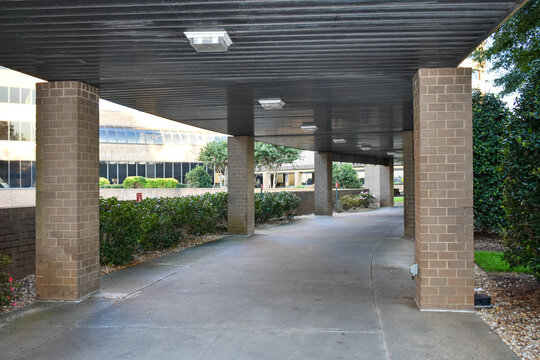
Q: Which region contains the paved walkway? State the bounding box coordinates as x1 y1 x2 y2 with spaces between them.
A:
0 207 517 360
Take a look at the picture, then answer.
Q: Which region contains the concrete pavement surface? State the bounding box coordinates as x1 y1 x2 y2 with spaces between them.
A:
0 207 517 359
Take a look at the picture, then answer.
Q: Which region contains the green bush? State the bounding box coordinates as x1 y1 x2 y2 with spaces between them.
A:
123 176 146 189
99 191 300 265
144 178 178 188
185 166 213 188
502 62 540 280
0 254 18 308
99 177 110 187
111 184 123 189
340 193 376 211
332 163 362 189
472 90 509 233
255 192 301 222
176 183 188 188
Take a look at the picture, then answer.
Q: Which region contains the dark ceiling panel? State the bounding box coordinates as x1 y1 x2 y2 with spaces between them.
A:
0 0 525 162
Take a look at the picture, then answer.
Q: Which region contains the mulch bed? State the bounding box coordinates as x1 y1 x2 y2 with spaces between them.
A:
474 234 539 360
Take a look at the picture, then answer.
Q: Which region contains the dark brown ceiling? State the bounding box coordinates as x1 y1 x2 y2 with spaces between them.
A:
0 1 525 164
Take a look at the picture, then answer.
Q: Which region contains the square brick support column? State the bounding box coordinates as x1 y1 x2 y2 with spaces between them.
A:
228 136 255 235
365 163 393 207
36 81 100 301
314 152 332 215
413 68 474 311
403 131 415 238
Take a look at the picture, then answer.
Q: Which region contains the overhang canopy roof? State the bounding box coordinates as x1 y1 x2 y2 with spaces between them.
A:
0 1 525 164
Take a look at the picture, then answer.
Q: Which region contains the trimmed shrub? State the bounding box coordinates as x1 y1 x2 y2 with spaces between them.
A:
332 163 362 189
472 90 509 233
99 191 300 265
123 176 146 188
255 192 301 222
340 193 376 211
111 184 123 189
176 183 188 188
501 63 540 279
144 178 178 188
99 177 110 187
185 166 213 188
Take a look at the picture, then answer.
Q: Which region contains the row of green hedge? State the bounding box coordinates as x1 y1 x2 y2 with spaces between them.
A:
100 191 300 265
100 176 183 189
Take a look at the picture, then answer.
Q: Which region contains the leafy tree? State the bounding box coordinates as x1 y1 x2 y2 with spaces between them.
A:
472 90 510 232
254 142 301 188
501 63 539 279
473 0 540 94
332 163 362 189
198 140 227 187
185 166 213 188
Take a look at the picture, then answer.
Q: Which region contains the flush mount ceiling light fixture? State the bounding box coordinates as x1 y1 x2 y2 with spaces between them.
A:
386 151 398 156
258 98 285 110
361 145 372 151
332 138 347 144
300 122 319 132
184 31 232 52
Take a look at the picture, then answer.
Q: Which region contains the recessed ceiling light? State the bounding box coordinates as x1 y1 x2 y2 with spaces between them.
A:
184 31 232 52
332 138 347 144
258 98 285 110
300 122 319 132
386 151 398 156
361 145 372 151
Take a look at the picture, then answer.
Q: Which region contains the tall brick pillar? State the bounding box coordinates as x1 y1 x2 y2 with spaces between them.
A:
36 81 100 300
314 152 332 215
403 131 415 238
365 163 393 207
228 136 255 235
413 68 474 311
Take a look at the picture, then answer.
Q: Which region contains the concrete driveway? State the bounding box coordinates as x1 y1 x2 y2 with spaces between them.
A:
0 207 517 360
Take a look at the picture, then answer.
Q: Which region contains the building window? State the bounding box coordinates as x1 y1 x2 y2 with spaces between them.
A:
0 87 8 102
472 70 480 80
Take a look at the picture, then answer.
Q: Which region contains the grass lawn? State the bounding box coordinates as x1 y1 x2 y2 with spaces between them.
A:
394 196 403 203
474 251 532 274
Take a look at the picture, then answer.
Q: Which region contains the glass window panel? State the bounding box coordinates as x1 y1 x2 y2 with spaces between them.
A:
10 121 21 141
136 129 145 144
173 133 182 145
10 160 20 187
0 87 8 102
116 128 127 143
181 134 188 144
0 160 8 187
106 127 117 143
181 163 190 183
118 162 127 184
189 135 196 145
154 130 163 145
21 88 32 104
99 162 107 179
137 163 146 177
109 162 118 184
9 87 20 104
99 128 107 142
165 162 172 178
0 121 8 140
127 129 137 144
31 161 36 187
155 162 164 178
162 131 172 145
147 163 155 178
20 122 32 141
128 162 136 177
21 161 31 187
31 89 36 104
173 163 182 182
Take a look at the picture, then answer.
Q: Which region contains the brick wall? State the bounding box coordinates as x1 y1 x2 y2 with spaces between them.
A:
413 68 474 311
403 131 415 238
0 207 35 279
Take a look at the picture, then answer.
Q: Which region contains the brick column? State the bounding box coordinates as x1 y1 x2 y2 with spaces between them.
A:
365 163 393 207
314 152 332 215
36 81 100 301
228 136 255 235
413 68 474 311
403 131 415 238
